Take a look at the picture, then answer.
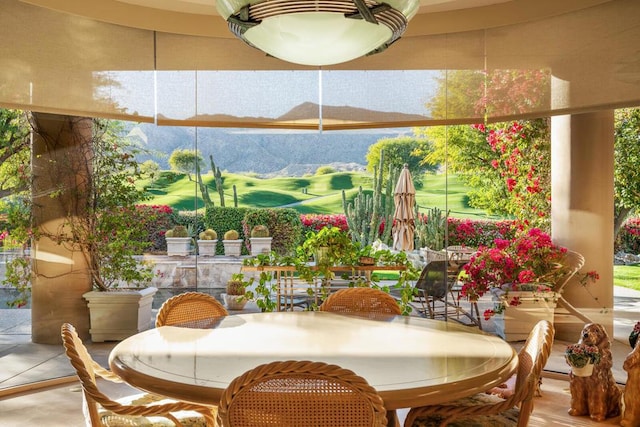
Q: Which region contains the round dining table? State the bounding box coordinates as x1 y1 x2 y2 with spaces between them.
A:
109 311 517 427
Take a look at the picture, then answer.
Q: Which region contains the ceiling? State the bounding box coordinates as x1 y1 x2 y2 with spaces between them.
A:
22 0 613 38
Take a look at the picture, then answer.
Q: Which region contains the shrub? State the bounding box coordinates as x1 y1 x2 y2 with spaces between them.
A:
207 206 249 254
243 208 302 256
315 166 336 175
616 217 640 254
447 218 518 247
300 214 349 239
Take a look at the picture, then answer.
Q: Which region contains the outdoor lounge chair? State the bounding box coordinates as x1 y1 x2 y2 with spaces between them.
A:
217 360 387 427
413 260 481 328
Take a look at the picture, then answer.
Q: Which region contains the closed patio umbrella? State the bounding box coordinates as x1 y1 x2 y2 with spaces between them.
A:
392 164 416 251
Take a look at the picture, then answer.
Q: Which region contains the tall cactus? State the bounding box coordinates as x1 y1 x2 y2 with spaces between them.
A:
195 162 213 207
209 154 225 207
342 150 397 246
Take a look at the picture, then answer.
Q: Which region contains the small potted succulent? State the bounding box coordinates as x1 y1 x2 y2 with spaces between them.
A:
165 225 192 256
223 273 253 310
222 229 243 257
249 225 272 256
197 228 218 256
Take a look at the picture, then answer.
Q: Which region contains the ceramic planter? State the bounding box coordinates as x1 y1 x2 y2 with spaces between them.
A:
570 362 595 377
83 287 157 342
250 237 272 256
197 239 218 256
223 293 248 310
491 289 557 341
166 237 192 256
223 239 243 257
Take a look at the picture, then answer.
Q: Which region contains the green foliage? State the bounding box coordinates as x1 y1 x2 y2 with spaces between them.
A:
242 208 302 256
615 217 640 254
0 109 30 199
365 135 432 187
315 166 336 175
206 206 249 254
168 149 204 181
614 108 640 235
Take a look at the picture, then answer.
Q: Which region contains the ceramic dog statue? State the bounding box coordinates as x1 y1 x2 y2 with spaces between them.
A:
568 323 621 421
621 337 640 427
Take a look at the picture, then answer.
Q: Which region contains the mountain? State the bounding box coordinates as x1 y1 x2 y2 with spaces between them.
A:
129 124 413 177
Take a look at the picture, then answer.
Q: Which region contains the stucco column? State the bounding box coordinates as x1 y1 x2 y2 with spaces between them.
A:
551 111 614 341
31 113 92 343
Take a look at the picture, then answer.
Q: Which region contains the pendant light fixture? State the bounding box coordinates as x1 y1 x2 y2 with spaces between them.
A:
216 0 419 66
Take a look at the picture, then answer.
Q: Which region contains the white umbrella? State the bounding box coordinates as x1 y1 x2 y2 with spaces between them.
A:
392 164 416 251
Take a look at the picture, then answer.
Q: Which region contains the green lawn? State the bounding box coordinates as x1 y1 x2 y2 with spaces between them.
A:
614 264 640 291
144 171 493 218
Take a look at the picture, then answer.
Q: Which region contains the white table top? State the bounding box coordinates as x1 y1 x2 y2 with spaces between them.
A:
109 311 517 410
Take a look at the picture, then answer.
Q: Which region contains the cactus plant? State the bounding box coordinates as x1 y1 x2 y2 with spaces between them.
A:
199 228 217 240
224 229 239 240
164 229 174 238
342 149 397 247
250 225 270 238
171 225 189 238
226 275 247 295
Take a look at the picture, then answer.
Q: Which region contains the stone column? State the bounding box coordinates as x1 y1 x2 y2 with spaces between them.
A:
30 113 92 343
551 110 614 341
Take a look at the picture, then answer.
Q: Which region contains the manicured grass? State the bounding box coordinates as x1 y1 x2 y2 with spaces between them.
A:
143 170 494 218
614 264 640 291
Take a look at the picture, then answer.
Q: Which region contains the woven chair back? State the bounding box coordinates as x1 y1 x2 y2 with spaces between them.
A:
156 292 228 328
318 287 401 318
511 319 555 425
217 360 387 427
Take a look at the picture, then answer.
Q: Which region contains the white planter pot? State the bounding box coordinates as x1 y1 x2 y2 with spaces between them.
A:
223 239 243 257
491 289 557 341
166 237 192 256
83 287 157 342
223 293 248 310
250 237 272 256
197 239 218 256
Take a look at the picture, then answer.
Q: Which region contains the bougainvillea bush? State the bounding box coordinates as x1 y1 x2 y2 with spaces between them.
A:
446 218 518 247
300 214 349 237
615 217 640 254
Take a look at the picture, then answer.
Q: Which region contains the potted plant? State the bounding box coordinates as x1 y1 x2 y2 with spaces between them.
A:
461 227 598 341
165 225 192 256
565 343 601 376
40 119 159 342
197 228 218 256
223 273 253 310
223 229 243 257
249 224 272 256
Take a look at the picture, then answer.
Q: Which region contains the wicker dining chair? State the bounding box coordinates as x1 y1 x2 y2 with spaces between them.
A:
217 360 388 427
156 291 228 328
318 287 402 318
61 323 216 427
403 320 555 427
